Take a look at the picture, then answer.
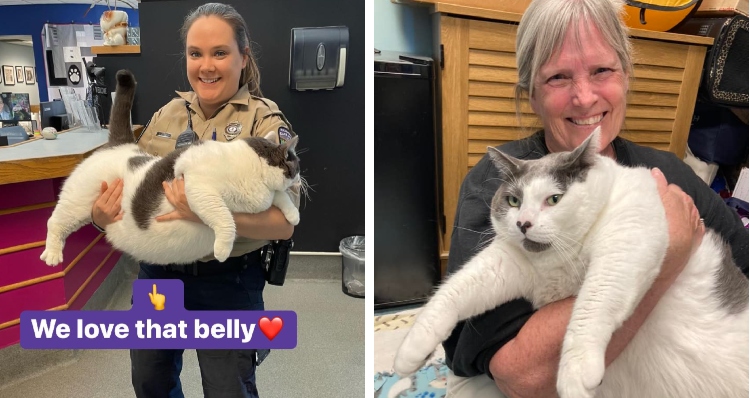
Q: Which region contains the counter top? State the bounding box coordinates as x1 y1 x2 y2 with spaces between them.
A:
0 127 109 186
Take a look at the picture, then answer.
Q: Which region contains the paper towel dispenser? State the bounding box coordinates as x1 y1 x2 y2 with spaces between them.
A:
289 26 348 91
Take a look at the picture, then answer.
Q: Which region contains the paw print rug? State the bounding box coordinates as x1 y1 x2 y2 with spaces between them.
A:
374 308 448 398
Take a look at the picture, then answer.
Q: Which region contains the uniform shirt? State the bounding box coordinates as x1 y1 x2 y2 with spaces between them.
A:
444 130 749 378
137 85 299 262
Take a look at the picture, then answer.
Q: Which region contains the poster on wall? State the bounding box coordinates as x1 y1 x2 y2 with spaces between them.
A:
15 66 24 84
2 66 14 86
10 93 31 121
24 67 35 85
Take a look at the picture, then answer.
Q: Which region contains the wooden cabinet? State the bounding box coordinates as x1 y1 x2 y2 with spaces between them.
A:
424 4 713 274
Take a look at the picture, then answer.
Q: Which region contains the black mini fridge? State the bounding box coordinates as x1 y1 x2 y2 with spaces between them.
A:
374 51 440 309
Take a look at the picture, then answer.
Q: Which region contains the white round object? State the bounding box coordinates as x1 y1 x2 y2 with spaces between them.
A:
41 127 58 140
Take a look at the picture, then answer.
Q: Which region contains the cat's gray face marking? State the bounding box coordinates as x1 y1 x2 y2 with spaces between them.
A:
127 155 153 172
130 145 197 230
488 129 600 253
714 240 748 314
243 136 300 180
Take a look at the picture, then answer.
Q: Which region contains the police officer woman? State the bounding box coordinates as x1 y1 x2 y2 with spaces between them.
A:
91 3 297 397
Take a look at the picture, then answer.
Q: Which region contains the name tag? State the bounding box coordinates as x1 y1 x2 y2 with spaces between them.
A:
156 132 171 139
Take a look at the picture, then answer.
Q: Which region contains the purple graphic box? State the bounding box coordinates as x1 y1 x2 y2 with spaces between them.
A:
20 279 297 349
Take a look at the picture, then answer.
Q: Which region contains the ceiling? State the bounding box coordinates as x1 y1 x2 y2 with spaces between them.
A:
0 35 33 46
0 0 138 8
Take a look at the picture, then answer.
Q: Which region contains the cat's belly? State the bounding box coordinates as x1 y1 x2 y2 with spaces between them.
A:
595 233 748 397
106 218 216 264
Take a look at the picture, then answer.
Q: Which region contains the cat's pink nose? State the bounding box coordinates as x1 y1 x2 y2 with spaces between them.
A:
516 221 532 234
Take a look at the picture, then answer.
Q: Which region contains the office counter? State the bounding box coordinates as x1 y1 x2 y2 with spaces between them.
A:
0 126 121 349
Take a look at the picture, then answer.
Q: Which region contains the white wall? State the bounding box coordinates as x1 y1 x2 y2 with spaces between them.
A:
374 0 433 56
0 41 40 106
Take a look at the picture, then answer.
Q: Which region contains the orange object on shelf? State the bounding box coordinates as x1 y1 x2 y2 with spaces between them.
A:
623 0 703 31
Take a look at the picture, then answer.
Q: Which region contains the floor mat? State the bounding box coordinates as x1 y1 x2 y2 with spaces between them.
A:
374 308 447 398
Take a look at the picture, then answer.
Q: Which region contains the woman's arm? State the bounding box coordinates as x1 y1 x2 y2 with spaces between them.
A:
232 208 293 240
489 168 704 398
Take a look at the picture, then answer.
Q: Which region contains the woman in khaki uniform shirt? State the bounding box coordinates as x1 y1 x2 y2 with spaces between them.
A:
91 3 296 397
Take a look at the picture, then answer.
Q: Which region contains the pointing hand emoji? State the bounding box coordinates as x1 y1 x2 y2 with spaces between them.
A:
149 284 165 311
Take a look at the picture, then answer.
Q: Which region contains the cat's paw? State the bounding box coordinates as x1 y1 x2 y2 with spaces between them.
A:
393 322 438 377
40 248 63 267
557 348 604 398
283 208 300 226
214 241 233 263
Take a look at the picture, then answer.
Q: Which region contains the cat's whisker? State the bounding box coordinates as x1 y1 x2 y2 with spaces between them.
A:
298 175 314 203
550 237 584 285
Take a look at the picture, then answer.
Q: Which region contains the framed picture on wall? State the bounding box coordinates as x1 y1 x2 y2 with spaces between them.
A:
2 66 14 86
24 67 35 85
15 66 24 84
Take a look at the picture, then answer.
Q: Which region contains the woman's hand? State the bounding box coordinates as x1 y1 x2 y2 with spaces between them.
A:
651 168 705 282
92 179 124 227
155 177 203 223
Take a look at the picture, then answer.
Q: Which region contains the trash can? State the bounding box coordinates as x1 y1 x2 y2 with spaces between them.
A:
340 236 365 298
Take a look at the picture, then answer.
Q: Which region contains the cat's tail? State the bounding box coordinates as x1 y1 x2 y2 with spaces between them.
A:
107 69 137 147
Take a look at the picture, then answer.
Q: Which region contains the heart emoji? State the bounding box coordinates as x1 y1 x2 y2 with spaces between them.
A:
258 316 283 340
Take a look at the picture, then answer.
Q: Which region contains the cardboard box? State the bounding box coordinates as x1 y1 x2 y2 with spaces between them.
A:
696 0 749 16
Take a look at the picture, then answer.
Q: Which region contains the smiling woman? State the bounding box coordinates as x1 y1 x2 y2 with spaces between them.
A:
85 3 300 397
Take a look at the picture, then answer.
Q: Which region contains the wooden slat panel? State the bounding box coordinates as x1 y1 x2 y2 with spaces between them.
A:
468 112 541 127
630 78 682 94
632 39 689 68
628 91 679 107
468 81 517 98
632 65 685 82
469 126 538 140
468 19 517 52
469 151 511 167
469 139 506 154
625 104 677 119
469 65 518 84
468 97 533 113
619 131 674 143
623 118 675 131
468 49 517 68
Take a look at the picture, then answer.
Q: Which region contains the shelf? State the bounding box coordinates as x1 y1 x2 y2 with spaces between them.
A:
91 45 141 55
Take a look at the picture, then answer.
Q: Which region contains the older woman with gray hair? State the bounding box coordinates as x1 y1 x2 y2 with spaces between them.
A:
442 0 748 397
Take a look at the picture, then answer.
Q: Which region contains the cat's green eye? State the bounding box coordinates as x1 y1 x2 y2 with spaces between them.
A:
507 196 521 207
546 194 562 205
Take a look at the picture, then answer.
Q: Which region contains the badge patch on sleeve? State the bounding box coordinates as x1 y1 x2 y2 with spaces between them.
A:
156 132 171 139
278 126 292 144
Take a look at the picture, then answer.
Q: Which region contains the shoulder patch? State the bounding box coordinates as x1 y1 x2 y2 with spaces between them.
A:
278 126 292 143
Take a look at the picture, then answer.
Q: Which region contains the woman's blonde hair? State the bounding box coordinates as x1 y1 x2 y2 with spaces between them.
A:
515 0 632 103
181 2 263 97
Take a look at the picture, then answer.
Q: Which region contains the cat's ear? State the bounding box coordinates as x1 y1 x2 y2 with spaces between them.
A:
488 146 523 175
263 131 276 142
564 126 600 168
282 135 299 153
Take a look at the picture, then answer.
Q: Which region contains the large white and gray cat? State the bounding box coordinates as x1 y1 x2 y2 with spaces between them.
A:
41 70 301 266
394 128 748 398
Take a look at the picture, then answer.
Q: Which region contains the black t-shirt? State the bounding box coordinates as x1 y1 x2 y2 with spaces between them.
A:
443 131 749 378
